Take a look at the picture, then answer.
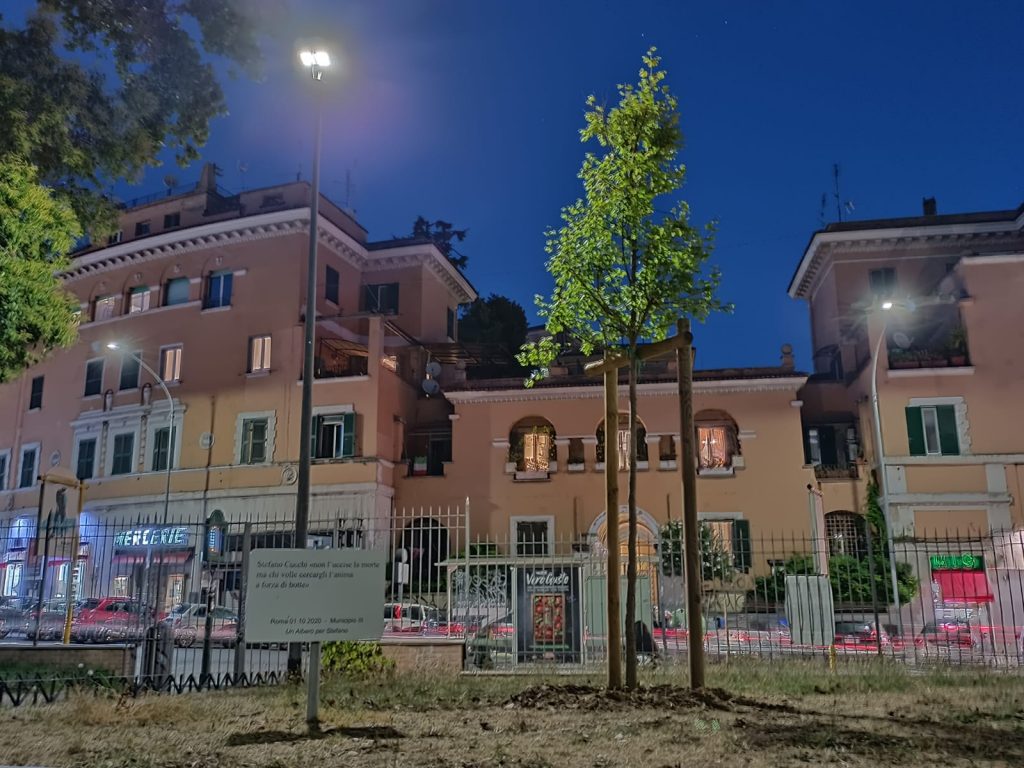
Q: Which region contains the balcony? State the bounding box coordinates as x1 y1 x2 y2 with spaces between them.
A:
886 309 971 371
888 347 971 370
313 337 369 380
813 463 860 481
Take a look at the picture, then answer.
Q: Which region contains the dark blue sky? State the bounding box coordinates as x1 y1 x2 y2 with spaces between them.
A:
13 1 1024 369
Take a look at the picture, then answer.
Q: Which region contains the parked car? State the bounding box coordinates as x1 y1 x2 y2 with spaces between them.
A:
161 603 238 647
383 603 439 633
210 620 240 648
72 598 152 643
0 596 32 638
916 621 978 649
22 598 85 640
833 621 890 648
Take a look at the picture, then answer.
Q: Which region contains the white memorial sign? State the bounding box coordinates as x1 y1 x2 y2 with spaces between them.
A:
245 549 385 642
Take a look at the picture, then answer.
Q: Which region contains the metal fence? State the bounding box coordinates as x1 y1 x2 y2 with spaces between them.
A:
2 505 1024 705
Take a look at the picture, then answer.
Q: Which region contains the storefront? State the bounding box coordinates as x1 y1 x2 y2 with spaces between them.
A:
929 552 994 624
1 517 33 597
110 525 195 611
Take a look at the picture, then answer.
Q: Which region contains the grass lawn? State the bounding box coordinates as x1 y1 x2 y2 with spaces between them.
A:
1 659 1022 767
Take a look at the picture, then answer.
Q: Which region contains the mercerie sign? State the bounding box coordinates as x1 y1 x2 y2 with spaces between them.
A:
114 526 190 550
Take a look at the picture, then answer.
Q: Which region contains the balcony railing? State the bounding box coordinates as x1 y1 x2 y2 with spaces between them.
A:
813 464 860 481
314 356 368 379
888 348 970 370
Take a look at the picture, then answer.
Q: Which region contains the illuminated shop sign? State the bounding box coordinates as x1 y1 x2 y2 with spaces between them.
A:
929 553 984 571
114 527 190 549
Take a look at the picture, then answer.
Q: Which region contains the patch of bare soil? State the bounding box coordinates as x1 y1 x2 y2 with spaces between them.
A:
505 683 794 713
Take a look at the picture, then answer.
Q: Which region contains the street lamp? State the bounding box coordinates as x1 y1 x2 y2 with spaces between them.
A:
104 342 175 656
291 46 330 683
868 301 913 638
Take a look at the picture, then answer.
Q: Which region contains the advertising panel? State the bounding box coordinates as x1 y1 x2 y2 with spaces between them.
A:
514 565 583 664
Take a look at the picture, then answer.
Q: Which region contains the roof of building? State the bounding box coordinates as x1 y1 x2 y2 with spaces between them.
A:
788 201 1024 299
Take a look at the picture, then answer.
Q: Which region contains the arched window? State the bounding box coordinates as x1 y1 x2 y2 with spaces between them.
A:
694 409 739 471
509 417 556 472
825 511 867 558
596 413 647 469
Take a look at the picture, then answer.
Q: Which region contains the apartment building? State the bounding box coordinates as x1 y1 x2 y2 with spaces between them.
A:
792 198 1024 617
0 165 475 606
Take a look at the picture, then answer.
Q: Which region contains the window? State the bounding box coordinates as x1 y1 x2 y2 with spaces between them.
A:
313 413 356 459
694 411 740 471
128 286 150 314
3 563 23 597
325 266 339 304
93 295 118 321
119 354 140 390
249 335 272 373
204 270 233 309
362 283 399 314
0 452 7 490
107 230 123 245
240 418 269 464
151 427 176 472
160 346 182 383
869 268 897 299
29 376 43 410
568 438 585 465
906 405 959 456
111 433 135 475
75 438 97 481
509 418 556 473
596 415 647 469
19 446 38 488
700 518 752 573
164 277 190 306
84 359 104 396
163 212 180 229
446 307 455 340
112 576 130 597
515 519 551 556
658 435 676 462
825 512 866 558
134 221 151 237
806 428 822 465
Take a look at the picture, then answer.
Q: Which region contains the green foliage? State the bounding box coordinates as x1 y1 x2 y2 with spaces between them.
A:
0 156 81 382
517 48 728 384
412 215 469 268
321 641 395 678
0 2 268 230
460 294 528 354
660 521 737 581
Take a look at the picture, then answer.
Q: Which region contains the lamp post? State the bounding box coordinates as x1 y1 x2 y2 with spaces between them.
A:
868 301 906 638
290 46 330 686
105 343 175 658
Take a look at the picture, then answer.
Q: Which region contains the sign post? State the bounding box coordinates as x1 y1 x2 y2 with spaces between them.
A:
245 548 385 725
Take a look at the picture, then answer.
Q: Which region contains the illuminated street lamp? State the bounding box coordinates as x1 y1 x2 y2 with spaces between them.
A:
291 45 330 687
869 300 915 637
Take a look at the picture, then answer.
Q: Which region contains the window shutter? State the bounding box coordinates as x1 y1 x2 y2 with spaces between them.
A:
731 519 752 572
936 405 960 455
905 407 925 456
342 413 356 457
310 416 320 459
819 426 837 466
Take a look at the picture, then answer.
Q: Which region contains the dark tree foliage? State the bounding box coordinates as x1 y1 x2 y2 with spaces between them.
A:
412 215 469 269
459 294 528 354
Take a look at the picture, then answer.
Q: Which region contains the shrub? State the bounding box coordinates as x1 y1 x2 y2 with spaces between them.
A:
321 641 395 678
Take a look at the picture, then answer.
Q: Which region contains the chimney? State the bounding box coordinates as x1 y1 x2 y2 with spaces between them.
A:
780 343 795 371
198 163 220 193
922 197 937 216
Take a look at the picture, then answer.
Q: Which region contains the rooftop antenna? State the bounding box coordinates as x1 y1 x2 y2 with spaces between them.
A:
296 163 302 182
822 163 855 224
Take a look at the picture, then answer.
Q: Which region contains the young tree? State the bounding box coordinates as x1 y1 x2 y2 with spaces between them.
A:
0 157 81 382
519 49 727 689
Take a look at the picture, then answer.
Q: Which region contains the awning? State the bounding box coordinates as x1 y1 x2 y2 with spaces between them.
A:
933 570 994 603
112 551 193 566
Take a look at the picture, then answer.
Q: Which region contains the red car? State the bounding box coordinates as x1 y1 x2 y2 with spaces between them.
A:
72 597 152 643
916 622 977 649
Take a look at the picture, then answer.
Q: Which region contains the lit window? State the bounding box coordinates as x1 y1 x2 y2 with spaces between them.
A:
509 418 555 473
128 287 150 314
523 431 551 472
160 346 182 383
596 415 647 469
93 295 118 321
249 335 272 373
697 425 735 470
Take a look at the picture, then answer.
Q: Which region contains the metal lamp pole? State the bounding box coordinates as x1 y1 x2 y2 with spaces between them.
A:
106 344 174 662
289 48 329 697
868 309 904 638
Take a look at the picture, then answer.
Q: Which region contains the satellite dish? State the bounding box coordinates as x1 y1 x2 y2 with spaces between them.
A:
893 332 913 350
422 378 440 396
425 360 442 378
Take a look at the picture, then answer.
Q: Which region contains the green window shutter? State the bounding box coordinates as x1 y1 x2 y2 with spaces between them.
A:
905 407 925 456
310 416 320 459
342 412 356 457
936 405 960 455
731 519 752 572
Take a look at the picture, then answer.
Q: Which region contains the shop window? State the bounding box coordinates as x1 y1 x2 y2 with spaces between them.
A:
906 405 959 456
112 576 130 598
313 412 356 459
84 359 104 396
164 277 190 306
2 563 23 596
29 376 43 410
596 414 647 469
509 417 556 473
204 270 233 309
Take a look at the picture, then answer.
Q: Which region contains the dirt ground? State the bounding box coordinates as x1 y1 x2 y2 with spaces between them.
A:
2 662 1023 767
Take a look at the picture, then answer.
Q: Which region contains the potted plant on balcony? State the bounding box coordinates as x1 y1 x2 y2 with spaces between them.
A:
888 348 918 369
946 325 968 366
918 348 948 368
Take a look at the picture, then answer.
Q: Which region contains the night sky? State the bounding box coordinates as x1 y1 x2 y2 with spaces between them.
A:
10 1 1024 369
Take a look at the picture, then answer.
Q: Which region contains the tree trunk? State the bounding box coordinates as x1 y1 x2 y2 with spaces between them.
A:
625 350 639 689
603 360 622 689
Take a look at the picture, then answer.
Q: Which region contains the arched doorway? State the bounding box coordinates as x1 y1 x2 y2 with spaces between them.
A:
588 507 660 613
399 517 450 593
